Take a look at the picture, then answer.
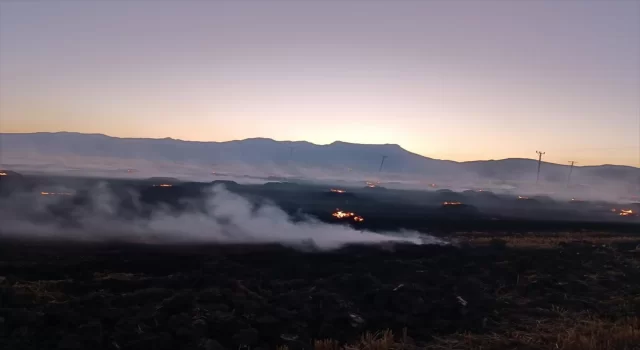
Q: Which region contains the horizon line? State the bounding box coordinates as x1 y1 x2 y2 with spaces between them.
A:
1 130 637 169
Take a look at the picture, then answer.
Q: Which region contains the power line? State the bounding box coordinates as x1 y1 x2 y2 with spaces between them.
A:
535 151 545 184
548 146 637 152
548 147 637 155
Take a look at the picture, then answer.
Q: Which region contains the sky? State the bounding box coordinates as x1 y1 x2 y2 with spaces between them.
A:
1 0 639 166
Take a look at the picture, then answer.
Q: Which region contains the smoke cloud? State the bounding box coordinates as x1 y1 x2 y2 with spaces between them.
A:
0 185 440 249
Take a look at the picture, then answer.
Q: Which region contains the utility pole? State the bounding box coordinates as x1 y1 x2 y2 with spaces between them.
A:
567 161 577 187
535 151 545 184
378 155 388 173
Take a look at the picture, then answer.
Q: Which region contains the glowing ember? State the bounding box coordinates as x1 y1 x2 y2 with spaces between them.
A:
332 209 364 222
518 196 529 200
333 210 355 219
0 172 7 176
443 202 462 206
40 192 72 196
330 189 346 193
619 209 634 216
153 184 173 187
365 181 378 188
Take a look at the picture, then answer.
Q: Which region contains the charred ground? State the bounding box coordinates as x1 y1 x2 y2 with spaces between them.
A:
1 174 640 349
1 173 639 233
2 237 640 349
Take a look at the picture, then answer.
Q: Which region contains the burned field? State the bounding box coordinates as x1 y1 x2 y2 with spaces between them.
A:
2 237 640 350
1 174 640 349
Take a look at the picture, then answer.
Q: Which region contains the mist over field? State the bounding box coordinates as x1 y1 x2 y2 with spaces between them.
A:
2 132 639 202
0 183 436 249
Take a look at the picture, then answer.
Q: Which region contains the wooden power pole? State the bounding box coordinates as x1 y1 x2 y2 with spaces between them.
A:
378 155 388 173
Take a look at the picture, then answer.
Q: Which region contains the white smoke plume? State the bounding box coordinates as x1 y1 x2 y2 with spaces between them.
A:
0 185 441 249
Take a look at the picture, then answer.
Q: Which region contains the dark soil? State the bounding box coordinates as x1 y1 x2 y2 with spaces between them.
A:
1 238 640 349
2 175 640 349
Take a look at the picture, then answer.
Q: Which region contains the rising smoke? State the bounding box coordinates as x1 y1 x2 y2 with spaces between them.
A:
0 185 440 249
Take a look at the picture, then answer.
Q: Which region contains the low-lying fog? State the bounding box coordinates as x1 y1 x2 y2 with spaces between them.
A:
0 184 440 249
2 139 639 204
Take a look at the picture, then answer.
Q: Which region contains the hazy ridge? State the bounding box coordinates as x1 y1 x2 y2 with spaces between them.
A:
1 132 639 188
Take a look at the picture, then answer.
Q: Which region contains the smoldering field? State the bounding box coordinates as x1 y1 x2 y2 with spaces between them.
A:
0 184 433 248
3 176 640 349
2 172 639 248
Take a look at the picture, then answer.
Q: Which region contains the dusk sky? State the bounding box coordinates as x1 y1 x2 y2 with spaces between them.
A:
1 1 638 166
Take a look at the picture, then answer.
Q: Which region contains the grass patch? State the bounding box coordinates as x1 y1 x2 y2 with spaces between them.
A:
276 317 640 349
456 233 640 248
426 316 640 350
11 279 71 303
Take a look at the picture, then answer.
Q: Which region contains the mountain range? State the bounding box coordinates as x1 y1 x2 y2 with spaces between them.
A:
1 132 638 189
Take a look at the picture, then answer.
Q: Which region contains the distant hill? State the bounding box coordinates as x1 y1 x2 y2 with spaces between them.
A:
1 132 638 188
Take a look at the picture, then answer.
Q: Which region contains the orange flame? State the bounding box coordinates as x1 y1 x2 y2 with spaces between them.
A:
332 210 355 219
619 209 634 216
154 184 173 187
0 172 7 176
330 189 346 193
332 209 364 222
443 202 462 206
